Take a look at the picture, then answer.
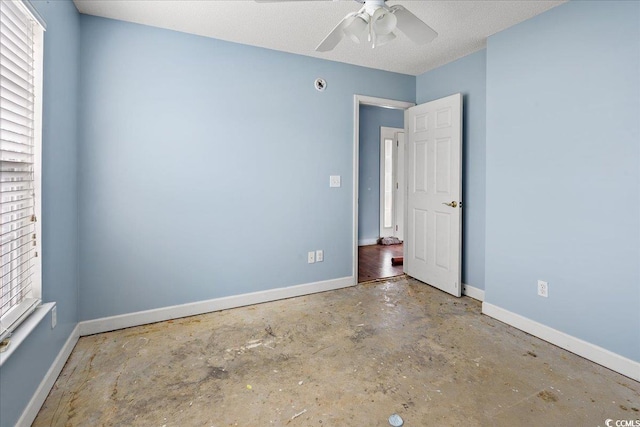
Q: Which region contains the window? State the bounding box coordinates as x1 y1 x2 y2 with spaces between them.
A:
0 0 44 343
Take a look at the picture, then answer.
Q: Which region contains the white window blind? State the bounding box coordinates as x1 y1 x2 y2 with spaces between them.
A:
0 0 43 343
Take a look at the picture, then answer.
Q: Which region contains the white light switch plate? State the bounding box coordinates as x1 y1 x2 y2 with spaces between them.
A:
330 175 341 188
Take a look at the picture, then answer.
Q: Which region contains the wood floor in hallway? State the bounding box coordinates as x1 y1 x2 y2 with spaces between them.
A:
358 243 404 283
34 276 639 426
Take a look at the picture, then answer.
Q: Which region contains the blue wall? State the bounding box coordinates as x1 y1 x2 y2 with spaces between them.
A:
77 16 415 320
5 1 639 423
0 1 80 426
485 0 640 361
416 50 487 290
358 105 404 244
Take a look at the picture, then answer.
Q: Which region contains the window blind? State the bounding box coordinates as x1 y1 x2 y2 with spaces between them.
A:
0 0 41 342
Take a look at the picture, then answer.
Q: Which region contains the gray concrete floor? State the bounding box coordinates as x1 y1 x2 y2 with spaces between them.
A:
34 276 639 426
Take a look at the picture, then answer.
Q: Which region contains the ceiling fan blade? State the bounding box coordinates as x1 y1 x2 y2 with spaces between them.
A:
255 0 339 2
389 5 437 45
315 14 355 52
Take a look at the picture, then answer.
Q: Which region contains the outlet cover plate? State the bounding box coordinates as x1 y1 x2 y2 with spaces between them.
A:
537 280 548 298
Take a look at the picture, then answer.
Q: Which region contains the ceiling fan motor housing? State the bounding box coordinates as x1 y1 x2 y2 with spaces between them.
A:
362 0 388 15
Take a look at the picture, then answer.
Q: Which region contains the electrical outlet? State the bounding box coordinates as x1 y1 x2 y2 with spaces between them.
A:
316 250 324 262
51 306 57 329
537 280 548 298
308 251 315 264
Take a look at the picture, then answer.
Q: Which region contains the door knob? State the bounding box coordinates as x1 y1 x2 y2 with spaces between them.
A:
442 201 458 208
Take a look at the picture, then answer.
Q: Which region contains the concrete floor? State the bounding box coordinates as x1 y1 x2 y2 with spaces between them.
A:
35 276 639 426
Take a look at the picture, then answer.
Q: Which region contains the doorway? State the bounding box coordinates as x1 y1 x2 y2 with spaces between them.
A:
353 94 463 295
353 96 414 283
358 125 405 283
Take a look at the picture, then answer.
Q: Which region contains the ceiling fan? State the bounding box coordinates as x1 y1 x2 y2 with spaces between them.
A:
258 0 438 52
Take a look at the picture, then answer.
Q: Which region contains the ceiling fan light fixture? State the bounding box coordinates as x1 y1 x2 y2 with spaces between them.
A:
311 0 437 53
343 12 369 43
371 7 397 36
373 31 396 48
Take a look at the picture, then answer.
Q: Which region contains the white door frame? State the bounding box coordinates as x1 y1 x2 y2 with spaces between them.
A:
352 95 415 282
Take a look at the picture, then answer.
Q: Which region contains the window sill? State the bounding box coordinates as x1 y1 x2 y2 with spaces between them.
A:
0 302 55 367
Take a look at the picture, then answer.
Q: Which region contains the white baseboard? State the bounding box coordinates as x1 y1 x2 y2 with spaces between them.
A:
79 276 355 336
462 283 485 301
358 238 378 246
482 302 640 382
17 324 80 427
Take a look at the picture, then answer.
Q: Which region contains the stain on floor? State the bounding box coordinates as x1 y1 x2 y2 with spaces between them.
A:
34 276 640 426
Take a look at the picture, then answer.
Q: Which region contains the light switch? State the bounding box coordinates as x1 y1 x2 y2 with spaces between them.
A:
330 175 341 188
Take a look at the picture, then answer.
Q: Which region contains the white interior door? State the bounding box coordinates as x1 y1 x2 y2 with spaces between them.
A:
379 126 402 239
404 93 462 297
394 131 405 241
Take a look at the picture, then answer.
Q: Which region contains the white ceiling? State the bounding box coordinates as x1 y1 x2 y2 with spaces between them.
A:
72 0 566 76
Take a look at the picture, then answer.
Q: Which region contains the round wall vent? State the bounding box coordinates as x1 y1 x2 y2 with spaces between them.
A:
314 78 327 92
